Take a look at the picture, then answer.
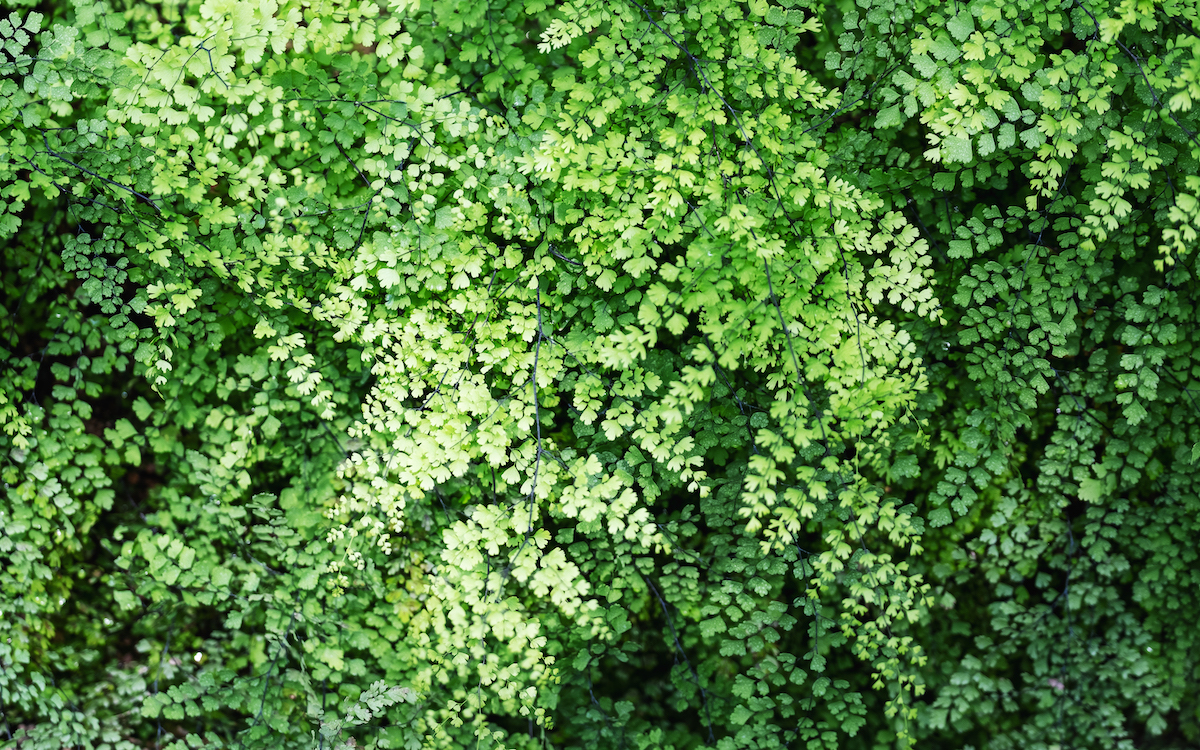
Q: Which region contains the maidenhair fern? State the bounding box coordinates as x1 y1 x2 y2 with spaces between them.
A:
1 0 1197 748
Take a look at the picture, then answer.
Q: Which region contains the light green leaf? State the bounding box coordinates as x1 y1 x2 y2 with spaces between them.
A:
378 268 401 288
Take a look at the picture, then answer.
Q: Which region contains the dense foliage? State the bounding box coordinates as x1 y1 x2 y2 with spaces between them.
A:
1 0 1198 747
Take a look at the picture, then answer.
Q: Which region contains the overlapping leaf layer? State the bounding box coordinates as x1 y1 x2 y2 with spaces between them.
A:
1 0 1197 748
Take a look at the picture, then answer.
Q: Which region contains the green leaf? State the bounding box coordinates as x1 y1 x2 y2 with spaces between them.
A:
320 648 345 671
1078 478 1104 503
211 567 233 588
943 136 973 164
933 172 956 191
699 617 727 638
928 508 953 527
876 105 903 129
114 590 138 610
297 568 320 590
947 11 975 42
378 268 401 288
730 704 755 726
134 397 155 419
977 132 996 157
